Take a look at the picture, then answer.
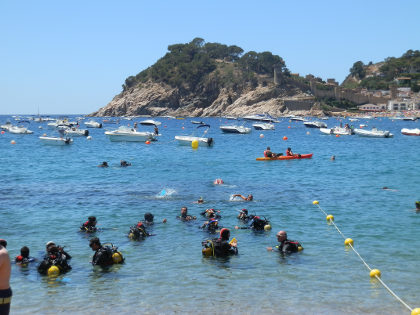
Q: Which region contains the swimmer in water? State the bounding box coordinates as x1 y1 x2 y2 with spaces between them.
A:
233 194 253 201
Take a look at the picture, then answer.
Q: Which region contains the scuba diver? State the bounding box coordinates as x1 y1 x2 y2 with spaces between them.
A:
15 246 35 265
237 209 250 222
143 212 167 225
200 208 221 219
235 215 271 231
89 237 124 267
267 230 303 255
37 242 72 275
202 228 238 258
128 222 150 240
178 207 196 221
200 218 220 233
80 216 97 233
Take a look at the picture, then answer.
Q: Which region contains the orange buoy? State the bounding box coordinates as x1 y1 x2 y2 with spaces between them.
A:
145 140 151 144
335 134 340 137
283 136 288 140
1 131 4 134
288 126 291 129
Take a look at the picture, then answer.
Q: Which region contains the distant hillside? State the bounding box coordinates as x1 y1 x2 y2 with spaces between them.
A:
90 38 319 117
342 50 420 91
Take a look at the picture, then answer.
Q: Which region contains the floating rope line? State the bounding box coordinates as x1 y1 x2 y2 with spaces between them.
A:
312 200 418 315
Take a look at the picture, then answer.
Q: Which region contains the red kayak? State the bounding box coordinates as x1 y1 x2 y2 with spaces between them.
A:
256 153 313 161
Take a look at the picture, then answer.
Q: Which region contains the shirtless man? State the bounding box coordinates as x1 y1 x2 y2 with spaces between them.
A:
0 239 12 315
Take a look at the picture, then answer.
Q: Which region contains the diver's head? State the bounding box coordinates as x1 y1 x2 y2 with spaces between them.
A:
88 216 97 224
89 237 101 250
181 207 188 217
20 246 29 258
276 230 287 242
144 212 154 222
220 228 230 240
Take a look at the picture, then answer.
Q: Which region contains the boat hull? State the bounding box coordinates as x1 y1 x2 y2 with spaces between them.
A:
174 136 213 146
354 129 393 138
401 128 420 136
39 136 73 145
105 131 156 142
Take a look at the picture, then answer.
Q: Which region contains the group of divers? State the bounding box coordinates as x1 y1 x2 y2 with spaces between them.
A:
12 194 303 277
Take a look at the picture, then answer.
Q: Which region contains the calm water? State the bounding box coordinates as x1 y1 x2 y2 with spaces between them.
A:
1 115 419 314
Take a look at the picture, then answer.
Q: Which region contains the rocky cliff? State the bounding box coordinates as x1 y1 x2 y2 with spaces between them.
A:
90 80 322 117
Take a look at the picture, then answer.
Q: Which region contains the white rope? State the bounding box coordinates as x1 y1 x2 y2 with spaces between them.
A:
315 202 413 312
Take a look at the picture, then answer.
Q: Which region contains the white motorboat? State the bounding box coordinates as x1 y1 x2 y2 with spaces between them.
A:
191 120 205 125
349 118 359 122
39 136 73 145
242 113 279 123
320 127 354 135
401 128 420 136
174 135 214 146
85 120 102 128
140 119 161 126
1 122 12 131
8 126 34 134
290 116 306 122
105 126 156 142
220 125 251 134
64 127 89 137
353 128 393 138
403 117 418 121
252 123 275 130
303 121 327 128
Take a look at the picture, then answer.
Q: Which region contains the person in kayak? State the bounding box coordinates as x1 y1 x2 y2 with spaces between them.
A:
233 194 253 201
264 147 282 158
267 230 303 254
286 148 301 157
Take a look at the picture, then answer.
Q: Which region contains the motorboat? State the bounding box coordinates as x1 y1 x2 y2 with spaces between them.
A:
175 124 213 146
242 113 279 123
174 135 214 146
105 126 156 142
39 136 73 145
349 118 359 122
289 116 306 122
1 122 12 131
401 128 420 136
8 126 34 134
85 120 102 128
220 125 251 134
303 121 327 128
64 127 89 137
320 126 354 135
191 120 205 125
353 128 393 138
140 119 161 126
252 123 275 130
47 119 75 129
403 117 418 121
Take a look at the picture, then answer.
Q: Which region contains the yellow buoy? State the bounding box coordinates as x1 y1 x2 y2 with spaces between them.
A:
264 224 272 231
298 246 303 251
411 308 420 315
202 247 212 257
312 200 319 205
369 269 381 278
112 252 123 264
191 140 199 149
47 265 60 277
344 238 354 246
326 214 334 221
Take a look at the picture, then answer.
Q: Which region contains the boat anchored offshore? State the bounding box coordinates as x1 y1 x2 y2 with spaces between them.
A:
242 113 279 123
175 124 213 146
303 121 327 128
105 126 157 142
39 136 73 145
401 128 420 136
85 120 102 128
64 127 89 137
256 154 313 161
140 119 161 126
8 126 34 134
320 126 354 135
252 123 275 130
220 125 251 134
353 128 393 138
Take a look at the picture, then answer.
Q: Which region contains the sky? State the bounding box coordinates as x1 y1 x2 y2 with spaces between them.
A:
1 0 419 115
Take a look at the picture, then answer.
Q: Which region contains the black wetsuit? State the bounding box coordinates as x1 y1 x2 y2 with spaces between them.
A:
277 239 300 254
37 251 72 275
92 246 113 267
213 239 238 257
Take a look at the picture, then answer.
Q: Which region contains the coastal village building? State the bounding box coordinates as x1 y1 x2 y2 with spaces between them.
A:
358 103 386 111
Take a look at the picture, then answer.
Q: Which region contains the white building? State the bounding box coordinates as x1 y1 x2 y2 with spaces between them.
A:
387 99 420 111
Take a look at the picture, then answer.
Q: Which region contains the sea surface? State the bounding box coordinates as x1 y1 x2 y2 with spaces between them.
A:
1 115 419 314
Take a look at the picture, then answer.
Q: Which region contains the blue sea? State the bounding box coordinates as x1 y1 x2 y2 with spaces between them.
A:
1 115 419 314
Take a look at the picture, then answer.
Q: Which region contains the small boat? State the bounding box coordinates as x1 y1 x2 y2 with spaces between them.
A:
85 120 102 128
140 119 161 126
175 124 213 146
102 119 120 124
401 128 420 136
220 125 251 134
105 126 156 142
303 121 327 128
289 116 306 122
403 117 418 121
242 113 279 123
320 127 354 135
64 128 89 137
191 121 205 125
174 135 214 146
39 136 73 145
256 153 313 161
252 123 275 130
349 118 359 122
353 128 393 138
8 126 34 134
1 122 13 131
